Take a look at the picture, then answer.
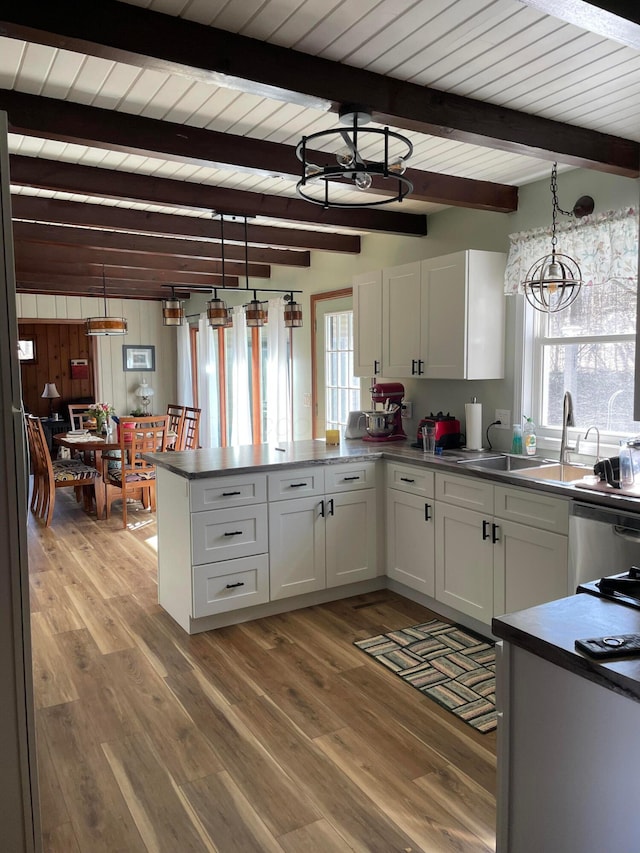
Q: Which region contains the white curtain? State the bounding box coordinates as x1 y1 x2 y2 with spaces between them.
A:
264 297 292 444
229 305 252 447
197 314 220 448
176 321 194 407
504 206 638 295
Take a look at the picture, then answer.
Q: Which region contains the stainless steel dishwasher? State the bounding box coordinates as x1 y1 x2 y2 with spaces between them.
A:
569 501 640 590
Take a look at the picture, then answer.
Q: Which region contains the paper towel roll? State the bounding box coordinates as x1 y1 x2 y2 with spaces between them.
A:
465 402 483 450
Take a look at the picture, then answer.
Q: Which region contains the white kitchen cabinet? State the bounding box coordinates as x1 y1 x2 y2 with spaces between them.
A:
420 250 506 380
385 462 436 595
356 250 506 380
435 473 569 625
352 269 382 376
382 261 422 377
269 463 378 600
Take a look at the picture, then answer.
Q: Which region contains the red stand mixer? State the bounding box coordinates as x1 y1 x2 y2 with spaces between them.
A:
361 382 407 442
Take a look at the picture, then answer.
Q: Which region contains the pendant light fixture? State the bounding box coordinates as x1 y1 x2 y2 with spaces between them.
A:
296 104 413 209
162 286 185 326
241 216 268 328
522 163 593 313
284 293 303 328
85 267 128 335
208 214 232 328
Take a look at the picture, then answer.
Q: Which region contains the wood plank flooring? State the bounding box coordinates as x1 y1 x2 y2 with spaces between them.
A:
28 489 497 852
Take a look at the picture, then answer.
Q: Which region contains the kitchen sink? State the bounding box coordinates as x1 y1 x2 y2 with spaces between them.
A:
510 463 595 483
457 454 551 472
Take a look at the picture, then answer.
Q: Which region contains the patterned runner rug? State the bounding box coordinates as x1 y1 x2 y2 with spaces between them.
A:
354 619 496 733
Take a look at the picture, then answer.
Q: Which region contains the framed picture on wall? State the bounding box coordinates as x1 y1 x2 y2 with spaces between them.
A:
122 345 155 372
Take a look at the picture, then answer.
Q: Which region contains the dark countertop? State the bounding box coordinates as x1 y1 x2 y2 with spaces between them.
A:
492 593 640 703
144 438 640 514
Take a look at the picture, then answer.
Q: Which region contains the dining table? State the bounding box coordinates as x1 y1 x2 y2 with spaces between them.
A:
53 431 119 520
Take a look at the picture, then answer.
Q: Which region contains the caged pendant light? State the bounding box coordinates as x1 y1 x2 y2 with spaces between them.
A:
522 163 593 313
208 214 232 329
85 266 128 335
296 104 413 209
162 286 185 326
241 216 268 328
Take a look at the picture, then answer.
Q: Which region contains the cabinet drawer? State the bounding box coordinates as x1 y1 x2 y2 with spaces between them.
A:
386 462 434 497
190 473 267 512
191 504 268 565
192 555 269 617
494 485 569 535
268 466 324 500
436 472 494 513
324 461 377 493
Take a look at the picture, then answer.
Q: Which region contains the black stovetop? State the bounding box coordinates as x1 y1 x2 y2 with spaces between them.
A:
578 567 640 611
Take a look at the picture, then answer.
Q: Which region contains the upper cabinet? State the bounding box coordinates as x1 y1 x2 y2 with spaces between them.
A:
353 250 506 380
352 268 382 376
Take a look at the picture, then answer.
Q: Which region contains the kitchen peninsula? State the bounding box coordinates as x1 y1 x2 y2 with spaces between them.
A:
146 439 640 637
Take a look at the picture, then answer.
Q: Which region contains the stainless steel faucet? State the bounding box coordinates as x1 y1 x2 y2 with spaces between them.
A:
584 426 601 463
560 391 574 464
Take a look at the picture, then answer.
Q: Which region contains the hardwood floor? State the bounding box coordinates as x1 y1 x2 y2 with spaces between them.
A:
28 489 497 852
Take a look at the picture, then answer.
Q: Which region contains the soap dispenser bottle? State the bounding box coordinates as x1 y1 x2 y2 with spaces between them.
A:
511 424 523 455
523 417 536 456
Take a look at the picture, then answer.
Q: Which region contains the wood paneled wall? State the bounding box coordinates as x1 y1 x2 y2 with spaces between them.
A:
18 321 95 418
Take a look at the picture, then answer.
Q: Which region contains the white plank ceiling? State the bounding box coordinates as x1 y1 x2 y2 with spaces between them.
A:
1 0 638 295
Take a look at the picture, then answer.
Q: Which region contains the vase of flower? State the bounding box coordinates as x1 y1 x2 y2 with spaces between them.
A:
87 402 115 434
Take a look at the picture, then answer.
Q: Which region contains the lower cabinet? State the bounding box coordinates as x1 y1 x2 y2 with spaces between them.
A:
435 473 569 626
269 488 378 600
386 486 435 596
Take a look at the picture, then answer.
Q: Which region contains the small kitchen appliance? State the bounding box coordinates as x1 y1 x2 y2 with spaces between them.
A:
361 381 407 442
414 412 463 450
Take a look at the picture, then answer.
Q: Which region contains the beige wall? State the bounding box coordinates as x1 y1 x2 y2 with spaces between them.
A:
15 294 177 418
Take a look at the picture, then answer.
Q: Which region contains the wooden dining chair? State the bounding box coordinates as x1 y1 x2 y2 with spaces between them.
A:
166 404 186 450
68 403 94 431
25 414 98 527
103 416 168 528
182 406 201 450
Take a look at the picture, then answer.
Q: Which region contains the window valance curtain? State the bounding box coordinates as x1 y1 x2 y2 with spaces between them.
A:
504 206 638 295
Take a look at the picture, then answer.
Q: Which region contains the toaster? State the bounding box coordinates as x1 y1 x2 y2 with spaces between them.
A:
416 412 463 449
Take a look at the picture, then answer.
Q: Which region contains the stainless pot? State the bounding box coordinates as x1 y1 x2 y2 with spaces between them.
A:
359 410 397 438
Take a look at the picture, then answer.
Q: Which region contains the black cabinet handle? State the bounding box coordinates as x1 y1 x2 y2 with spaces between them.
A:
224 530 243 537
424 503 431 521
482 520 490 540
374 359 380 374
400 477 415 483
320 499 325 517
225 581 245 589
289 482 308 488
411 358 418 375
328 498 334 516
418 359 424 375
492 523 500 543
222 490 241 496
343 476 360 481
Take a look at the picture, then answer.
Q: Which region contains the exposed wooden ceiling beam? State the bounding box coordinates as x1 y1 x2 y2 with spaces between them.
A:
10 196 361 253
7 152 426 236
1 1 636 176
0 90 516 214
11 221 311 267
15 276 190 300
13 240 270 278
16 260 245 287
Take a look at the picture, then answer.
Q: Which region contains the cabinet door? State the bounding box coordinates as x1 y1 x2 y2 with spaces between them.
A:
421 253 467 379
435 502 494 624
269 496 326 600
382 261 422 377
353 270 382 376
326 490 378 587
386 488 435 595
493 520 568 616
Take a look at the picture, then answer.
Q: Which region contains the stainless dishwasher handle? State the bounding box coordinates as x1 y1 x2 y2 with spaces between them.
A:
613 525 640 543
